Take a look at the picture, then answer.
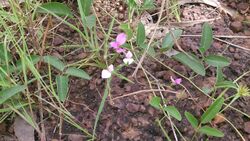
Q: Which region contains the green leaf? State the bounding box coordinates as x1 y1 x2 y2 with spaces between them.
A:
201 97 224 124
141 0 155 10
136 22 146 46
216 67 224 83
173 53 206 76
164 106 182 121
0 85 26 104
85 15 96 29
205 55 230 67
216 81 237 89
162 29 183 50
199 22 213 54
56 75 69 102
77 0 93 16
185 111 198 128
140 44 156 57
149 96 161 109
199 126 224 137
65 67 91 80
202 87 213 95
36 2 73 17
43 56 65 71
120 23 133 40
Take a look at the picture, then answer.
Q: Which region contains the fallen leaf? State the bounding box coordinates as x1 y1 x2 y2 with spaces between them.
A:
212 113 226 125
14 116 35 141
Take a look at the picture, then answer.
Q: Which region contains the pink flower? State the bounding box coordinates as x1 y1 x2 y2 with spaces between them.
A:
123 51 134 65
110 33 127 53
170 76 182 85
101 65 114 79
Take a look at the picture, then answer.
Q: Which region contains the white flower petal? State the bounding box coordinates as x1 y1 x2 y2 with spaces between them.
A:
107 64 114 72
101 69 111 79
125 51 133 58
123 58 134 65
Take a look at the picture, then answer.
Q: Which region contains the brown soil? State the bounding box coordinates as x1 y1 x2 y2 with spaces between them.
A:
2 0 250 141
46 0 250 141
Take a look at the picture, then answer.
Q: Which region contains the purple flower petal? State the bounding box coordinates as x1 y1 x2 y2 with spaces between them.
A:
116 33 126 45
115 47 126 53
175 78 182 85
170 76 182 85
110 41 119 49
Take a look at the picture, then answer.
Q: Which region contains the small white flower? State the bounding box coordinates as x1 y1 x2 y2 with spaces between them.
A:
101 65 114 79
123 58 134 65
123 51 134 65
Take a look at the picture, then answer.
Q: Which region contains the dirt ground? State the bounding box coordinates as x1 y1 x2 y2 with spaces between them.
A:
1 0 250 141
47 0 250 141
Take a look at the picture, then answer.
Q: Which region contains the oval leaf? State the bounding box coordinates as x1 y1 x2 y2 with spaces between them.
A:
164 106 182 121
136 22 146 46
65 67 91 80
43 56 65 71
185 111 198 128
56 75 69 102
205 55 230 67
120 23 133 40
199 126 224 137
140 44 156 57
36 2 73 17
173 53 206 76
162 29 183 50
77 0 93 16
201 97 224 124
85 15 96 29
199 22 213 54
149 96 161 109
0 85 26 104
216 81 237 89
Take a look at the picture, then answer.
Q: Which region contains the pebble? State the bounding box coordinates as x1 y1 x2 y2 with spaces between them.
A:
126 103 140 113
68 134 84 141
230 21 243 32
234 53 241 60
237 2 249 14
244 122 250 134
75 52 87 59
228 46 236 53
52 37 64 46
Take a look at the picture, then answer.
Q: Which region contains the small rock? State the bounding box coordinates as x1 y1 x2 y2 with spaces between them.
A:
229 47 236 53
230 21 243 32
213 42 222 49
52 37 64 46
126 103 140 113
237 3 249 14
234 53 241 60
122 128 141 140
244 122 250 134
68 134 84 141
244 30 250 36
75 52 87 59
56 47 65 53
